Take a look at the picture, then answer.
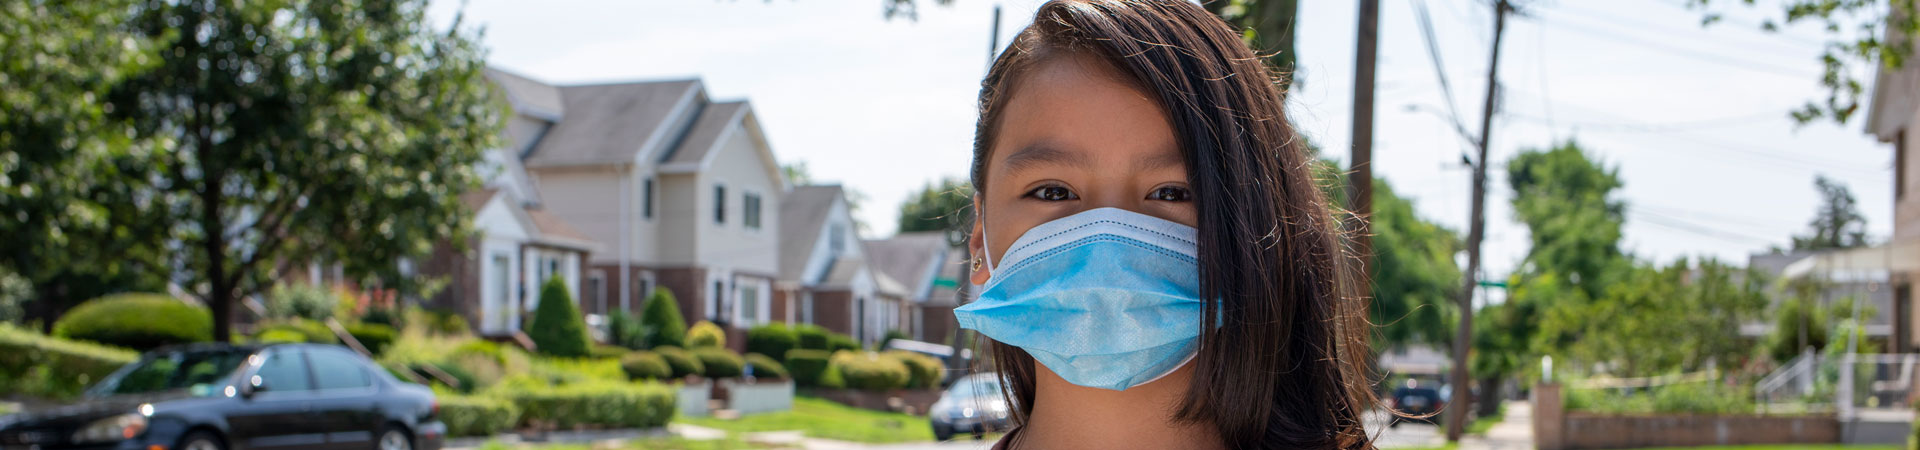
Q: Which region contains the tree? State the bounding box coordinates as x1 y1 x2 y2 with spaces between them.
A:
897 177 974 234
782 161 814 186
1792 175 1870 251
1540 259 1768 377
1204 0 1301 85
642 287 689 348
1685 0 1916 124
1367 179 1461 350
0 0 176 331
100 0 503 341
528 276 591 357
1507 140 1630 301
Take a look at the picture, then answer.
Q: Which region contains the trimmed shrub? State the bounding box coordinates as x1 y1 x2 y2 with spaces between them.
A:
345 323 397 355
255 319 338 344
53 293 212 351
686 321 725 349
606 312 651 350
0 324 139 399
527 276 591 357
413 361 477 394
833 351 909 392
408 307 470 336
641 288 687 348
888 351 944 389
265 283 336 321
746 323 798 363
880 329 909 349
743 352 788 379
692 347 745 378
620 351 672 380
795 324 830 350
254 329 308 344
499 382 678 429
653 346 705 379
784 349 831 387
826 333 860 353
589 344 629 359
439 395 520 437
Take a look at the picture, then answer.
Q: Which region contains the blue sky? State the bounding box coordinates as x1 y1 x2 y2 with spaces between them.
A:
425 0 1896 281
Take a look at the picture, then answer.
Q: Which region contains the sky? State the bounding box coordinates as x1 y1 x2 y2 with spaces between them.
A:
423 0 1897 281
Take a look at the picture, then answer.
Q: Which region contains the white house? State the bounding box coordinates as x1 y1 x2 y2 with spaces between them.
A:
775 185 908 346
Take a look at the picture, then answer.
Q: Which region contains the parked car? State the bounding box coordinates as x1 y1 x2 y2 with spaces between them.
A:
0 343 445 450
1388 379 1444 427
928 373 1012 441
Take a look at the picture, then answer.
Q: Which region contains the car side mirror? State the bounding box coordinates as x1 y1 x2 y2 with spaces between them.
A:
241 375 268 398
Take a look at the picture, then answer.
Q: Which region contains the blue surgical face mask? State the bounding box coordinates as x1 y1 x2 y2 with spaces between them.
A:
955 207 1207 391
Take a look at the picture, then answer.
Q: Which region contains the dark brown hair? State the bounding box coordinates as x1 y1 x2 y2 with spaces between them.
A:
968 1 1375 449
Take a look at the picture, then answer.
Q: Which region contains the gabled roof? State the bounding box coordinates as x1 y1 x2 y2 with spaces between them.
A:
526 207 599 252
523 79 702 168
779 185 846 282
485 67 565 121
659 101 749 168
863 232 951 300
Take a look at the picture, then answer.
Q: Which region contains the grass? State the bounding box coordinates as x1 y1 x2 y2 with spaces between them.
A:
1465 403 1505 435
477 437 782 450
1393 443 1457 450
674 395 934 443
1628 446 1900 450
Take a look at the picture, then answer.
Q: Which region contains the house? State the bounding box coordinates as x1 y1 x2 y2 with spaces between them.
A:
862 231 968 345
1858 35 1920 352
774 185 906 346
485 68 787 345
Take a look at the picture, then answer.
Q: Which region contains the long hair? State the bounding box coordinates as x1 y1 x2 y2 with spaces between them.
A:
967 1 1375 449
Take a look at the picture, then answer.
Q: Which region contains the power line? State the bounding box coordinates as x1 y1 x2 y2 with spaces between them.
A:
1527 12 1816 79
1504 111 1785 133
1629 207 1783 245
1413 0 1472 148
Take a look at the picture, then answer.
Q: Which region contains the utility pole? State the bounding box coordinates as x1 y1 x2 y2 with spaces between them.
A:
1448 0 1510 442
1348 0 1379 299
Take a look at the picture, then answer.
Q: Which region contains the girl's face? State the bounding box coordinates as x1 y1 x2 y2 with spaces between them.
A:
971 53 1196 284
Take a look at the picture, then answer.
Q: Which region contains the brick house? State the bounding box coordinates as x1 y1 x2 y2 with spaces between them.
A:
774 185 907 346
862 231 967 346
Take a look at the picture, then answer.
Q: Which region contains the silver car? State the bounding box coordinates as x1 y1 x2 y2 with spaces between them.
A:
928 373 1013 441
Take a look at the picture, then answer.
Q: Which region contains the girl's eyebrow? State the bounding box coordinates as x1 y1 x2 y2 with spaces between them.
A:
1001 140 1091 175
1135 149 1185 172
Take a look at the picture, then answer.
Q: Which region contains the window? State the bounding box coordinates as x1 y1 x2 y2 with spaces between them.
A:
253 350 313 392
643 177 656 219
829 223 846 254
308 349 373 390
711 280 726 321
741 285 760 324
714 184 727 224
588 273 605 314
1899 130 1908 201
744 193 763 230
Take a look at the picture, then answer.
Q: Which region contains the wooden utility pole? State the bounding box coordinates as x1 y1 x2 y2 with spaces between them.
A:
1349 0 1379 298
1447 0 1510 442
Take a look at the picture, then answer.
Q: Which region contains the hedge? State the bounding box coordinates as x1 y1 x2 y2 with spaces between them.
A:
438 395 520 437
888 351 944 389
0 324 139 399
54 293 212 351
528 277 591 357
692 347 744 378
784 349 831 387
653 346 704 379
606 312 649 350
795 324 830 350
589 344 630 359
743 352 788 379
620 351 671 380
499 382 677 429
641 288 687 348
833 351 909 392
746 324 797 363
826 333 860 353
254 329 308 344
345 323 396 355
686 321 725 349
254 319 338 344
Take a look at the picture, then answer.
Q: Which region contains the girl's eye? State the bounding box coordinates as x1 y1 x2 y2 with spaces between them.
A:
1147 186 1193 202
1025 185 1079 202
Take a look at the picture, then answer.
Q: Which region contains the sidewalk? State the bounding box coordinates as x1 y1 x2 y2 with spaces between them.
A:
1461 401 1534 450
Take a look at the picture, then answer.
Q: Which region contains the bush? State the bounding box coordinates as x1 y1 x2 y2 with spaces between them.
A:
687 321 725 349
345 323 397 355
620 351 672 380
833 351 909 392
443 351 504 392
888 351 944 389
439 395 520 437
0 324 139 399
795 324 830 350
499 382 677 429
653 346 705 379
408 307 470 336
693 347 745 378
53 293 212 351
827 333 860 353
254 329 308 344
255 318 339 344
589 344 630 359
414 361 477 394
527 276 591 357
266 283 336 321
641 288 687 348
880 329 909 349
785 349 832 387
743 352 788 379
606 312 651 350
746 324 798 363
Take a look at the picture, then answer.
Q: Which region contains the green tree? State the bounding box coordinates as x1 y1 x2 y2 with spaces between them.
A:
0 0 175 331
528 276 590 357
1204 0 1300 84
1542 259 1769 377
1367 179 1461 350
1685 0 1915 124
897 177 974 234
642 287 688 348
1507 140 1630 301
1791 175 1870 251
102 0 503 341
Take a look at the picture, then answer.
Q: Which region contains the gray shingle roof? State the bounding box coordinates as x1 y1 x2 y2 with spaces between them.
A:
778 185 845 282
659 101 748 168
862 232 950 300
484 68 565 120
524 79 701 168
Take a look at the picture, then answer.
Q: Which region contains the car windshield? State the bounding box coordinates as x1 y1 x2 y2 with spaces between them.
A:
947 375 1004 399
88 348 252 397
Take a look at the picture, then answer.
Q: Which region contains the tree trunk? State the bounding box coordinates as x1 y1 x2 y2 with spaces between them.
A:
1477 376 1502 418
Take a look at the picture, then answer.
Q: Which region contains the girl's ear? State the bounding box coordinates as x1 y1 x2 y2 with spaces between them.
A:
969 195 991 285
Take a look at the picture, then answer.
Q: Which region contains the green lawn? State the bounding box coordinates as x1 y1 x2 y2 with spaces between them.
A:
674 396 934 443
1629 446 1900 450
477 437 782 450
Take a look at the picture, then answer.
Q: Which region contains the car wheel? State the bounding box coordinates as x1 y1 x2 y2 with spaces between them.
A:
179 431 224 450
377 426 413 450
932 423 952 442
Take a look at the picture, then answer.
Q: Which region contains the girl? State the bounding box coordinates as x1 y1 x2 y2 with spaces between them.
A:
953 1 1375 449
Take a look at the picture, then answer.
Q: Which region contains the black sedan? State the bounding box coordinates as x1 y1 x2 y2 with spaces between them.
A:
0 343 445 450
